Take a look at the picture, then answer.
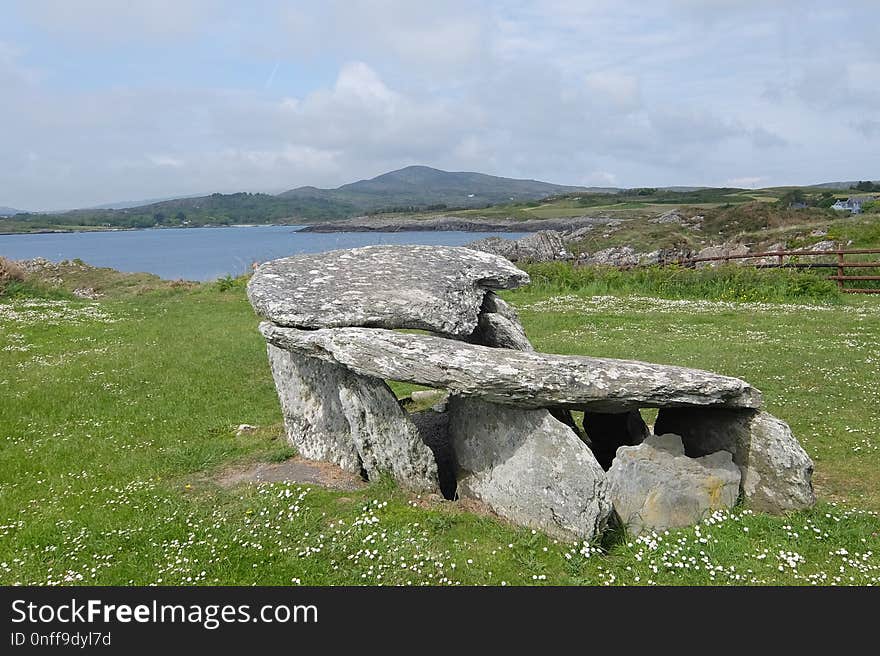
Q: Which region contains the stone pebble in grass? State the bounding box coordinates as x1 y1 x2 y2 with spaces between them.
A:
607 433 741 535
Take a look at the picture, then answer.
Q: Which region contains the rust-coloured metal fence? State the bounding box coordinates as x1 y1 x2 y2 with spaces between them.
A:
674 248 880 294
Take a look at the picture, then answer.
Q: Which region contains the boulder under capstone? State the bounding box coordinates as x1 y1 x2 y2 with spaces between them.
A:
448 397 612 541
654 407 815 513
607 433 741 535
248 245 815 542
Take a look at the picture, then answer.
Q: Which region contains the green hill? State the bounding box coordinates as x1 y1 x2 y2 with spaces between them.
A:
279 165 588 210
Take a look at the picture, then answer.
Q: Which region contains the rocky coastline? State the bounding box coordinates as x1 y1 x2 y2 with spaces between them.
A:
297 214 616 233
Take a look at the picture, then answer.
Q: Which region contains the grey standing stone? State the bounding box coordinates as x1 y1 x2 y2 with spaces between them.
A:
448 397 612 541
266 344 439 493
654 408 815 513
468 292 534 351
248 245 530 336
607 433 741 535
266 344 362 473
260 323 762 412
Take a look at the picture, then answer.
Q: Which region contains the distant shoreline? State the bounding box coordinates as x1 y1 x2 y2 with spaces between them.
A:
0 214 615 236
0 223 306 237
298 215 614 233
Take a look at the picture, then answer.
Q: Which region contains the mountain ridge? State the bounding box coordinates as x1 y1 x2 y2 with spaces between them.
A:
277 165 589 210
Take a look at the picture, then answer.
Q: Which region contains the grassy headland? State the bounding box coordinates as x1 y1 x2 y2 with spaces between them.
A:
1 263 878 585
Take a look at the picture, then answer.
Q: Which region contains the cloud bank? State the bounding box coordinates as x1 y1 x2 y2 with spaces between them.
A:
1 0 877 210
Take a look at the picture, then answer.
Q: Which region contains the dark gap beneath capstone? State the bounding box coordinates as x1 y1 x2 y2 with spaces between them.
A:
581 409 650 471
408 409 457 500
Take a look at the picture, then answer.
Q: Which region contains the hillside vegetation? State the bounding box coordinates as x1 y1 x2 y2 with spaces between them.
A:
5 168 876 235
0 166 586 233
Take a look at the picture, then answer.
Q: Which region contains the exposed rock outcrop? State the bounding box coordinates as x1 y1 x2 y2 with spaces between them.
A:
466 230 572 263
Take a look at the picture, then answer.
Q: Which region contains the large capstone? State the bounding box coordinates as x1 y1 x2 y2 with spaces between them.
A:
607 433 741 535
448 397 612 541
260 323 762 412
248 245 530 336
267 344 439 494
654 408 815 513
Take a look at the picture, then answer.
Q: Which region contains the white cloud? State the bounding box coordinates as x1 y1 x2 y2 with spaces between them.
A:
148 155 184 168
585 72 641 112
1 1 878 208
726 176 766 188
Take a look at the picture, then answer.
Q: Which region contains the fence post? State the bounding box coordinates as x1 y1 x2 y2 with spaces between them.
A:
837 252 845 291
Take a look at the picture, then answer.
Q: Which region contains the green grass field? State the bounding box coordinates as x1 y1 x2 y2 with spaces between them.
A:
1 266 878 585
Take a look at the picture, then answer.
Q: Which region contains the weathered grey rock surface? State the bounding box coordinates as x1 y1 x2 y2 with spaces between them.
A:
248 245 530 336
467 292 534 351
581 245 640 267
694 243 750 265
251 244 814 538
466 230 572 263
607 433 741 534
654 408 815 513
260 323 762 411
449 397 612 541
267 344 439 493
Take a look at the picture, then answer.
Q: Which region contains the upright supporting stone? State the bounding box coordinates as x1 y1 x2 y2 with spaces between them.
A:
267 344 361 473
468 292 534 351
448 397 612 541
654 408 814 513
267 344 440 494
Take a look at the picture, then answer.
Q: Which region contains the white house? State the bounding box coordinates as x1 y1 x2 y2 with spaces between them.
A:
831 197 866 214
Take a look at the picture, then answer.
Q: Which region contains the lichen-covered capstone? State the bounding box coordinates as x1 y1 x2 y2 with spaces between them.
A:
260 323 762 412
248 245 530 336
448 397 612 541
654 408 815 513
607 433 741 535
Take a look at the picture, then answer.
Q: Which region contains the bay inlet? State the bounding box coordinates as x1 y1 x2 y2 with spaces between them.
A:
0 225 529 281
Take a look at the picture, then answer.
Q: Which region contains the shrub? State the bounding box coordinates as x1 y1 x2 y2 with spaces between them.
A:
0 256 26 292
214 273 248 292
520 262 840 303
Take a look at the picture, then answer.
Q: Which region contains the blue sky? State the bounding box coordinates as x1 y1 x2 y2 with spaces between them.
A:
1 0 877 210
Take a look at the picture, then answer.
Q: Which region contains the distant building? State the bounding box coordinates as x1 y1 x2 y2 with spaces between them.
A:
831 197 869 214
788 201 807 209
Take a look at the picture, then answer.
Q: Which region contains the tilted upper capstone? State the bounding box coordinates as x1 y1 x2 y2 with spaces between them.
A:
247 244 530 336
